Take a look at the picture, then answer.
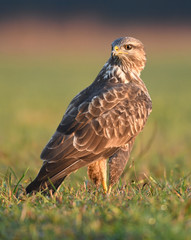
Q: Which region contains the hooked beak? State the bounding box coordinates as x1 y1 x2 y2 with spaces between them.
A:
114 46 119 51
112 46 119 57
112 45 128 57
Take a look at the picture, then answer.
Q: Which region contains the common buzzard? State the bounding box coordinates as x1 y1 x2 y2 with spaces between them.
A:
26 37 152 194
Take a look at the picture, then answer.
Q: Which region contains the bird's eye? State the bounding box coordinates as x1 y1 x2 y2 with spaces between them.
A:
124 44 132 50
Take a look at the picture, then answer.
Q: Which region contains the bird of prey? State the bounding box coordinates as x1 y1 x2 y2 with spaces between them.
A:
26 37 152 194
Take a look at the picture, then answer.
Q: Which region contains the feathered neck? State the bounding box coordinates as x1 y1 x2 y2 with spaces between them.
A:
102 57 151 101
109 54 146 77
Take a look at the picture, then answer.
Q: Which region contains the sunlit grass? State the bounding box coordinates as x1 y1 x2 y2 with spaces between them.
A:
0 168 190 240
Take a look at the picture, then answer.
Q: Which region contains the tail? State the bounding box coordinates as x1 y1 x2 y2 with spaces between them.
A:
26 156 89 194
26 164 67 194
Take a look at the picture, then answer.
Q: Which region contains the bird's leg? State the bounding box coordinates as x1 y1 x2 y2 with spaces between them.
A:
87 158 108 193
108 139 135 193
98 159 108 193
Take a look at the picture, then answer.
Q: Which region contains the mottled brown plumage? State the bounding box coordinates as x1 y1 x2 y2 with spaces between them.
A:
26 37 152 194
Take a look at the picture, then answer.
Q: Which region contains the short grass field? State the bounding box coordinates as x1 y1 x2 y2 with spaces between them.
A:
0 52 191 239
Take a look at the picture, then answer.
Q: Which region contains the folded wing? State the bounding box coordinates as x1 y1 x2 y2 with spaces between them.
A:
26 81 151 193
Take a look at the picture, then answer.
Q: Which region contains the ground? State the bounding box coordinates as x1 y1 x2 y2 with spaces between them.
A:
0 52 191 239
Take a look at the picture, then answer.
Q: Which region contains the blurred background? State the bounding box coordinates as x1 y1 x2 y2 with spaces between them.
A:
0 0 191 184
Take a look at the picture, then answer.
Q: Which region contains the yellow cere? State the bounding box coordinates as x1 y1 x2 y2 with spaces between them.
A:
114 45 128 55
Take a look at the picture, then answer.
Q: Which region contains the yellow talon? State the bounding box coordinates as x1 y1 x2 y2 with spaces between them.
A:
102 179 108 193
108 186 112 195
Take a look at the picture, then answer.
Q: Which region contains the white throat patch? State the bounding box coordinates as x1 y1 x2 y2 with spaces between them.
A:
104 65 129 83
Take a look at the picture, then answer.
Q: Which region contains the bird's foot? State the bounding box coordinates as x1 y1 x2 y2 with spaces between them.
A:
107 186 112 195
102 179 108 194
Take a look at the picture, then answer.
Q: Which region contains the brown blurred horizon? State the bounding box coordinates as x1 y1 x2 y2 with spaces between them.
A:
0 17 191 57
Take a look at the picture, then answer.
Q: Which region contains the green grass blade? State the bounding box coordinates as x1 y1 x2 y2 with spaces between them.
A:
13 168 29 195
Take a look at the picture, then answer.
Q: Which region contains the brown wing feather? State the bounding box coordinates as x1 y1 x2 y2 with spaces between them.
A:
45 85 148 165
27 79 151 193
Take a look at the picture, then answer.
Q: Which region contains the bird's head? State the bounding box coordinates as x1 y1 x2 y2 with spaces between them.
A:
111 37 146 76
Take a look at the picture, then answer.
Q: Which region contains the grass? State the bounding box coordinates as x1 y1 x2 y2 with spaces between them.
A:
0 52 191 239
